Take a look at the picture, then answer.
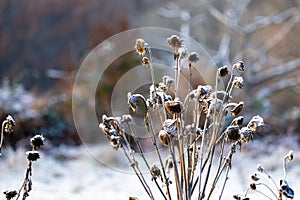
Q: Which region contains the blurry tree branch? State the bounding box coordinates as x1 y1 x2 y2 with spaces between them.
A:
250 58 300 85
159 0 300 102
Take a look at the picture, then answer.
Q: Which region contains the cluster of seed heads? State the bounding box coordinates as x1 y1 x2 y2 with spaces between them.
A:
1 115 45 200
234 151 294 200
98 35 291 200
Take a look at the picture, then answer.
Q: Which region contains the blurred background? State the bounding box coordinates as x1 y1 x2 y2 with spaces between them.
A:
0 0 300 199
0 0 299 149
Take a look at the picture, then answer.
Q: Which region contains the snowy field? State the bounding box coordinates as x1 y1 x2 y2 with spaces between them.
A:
0 135 299 200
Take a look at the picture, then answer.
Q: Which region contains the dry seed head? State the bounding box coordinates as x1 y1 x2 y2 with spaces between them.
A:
150 165 161 181
251 173 260 181
280 179 294 199
127 93 148 114
233 77 244 89
285 150 294 162
224 125 241 142
4 190 17 200
240 127 253 143
159 130 170 146
234 61 245 72
231 116 244 126
188 52 200 64
195 85 212 99
129 197 138 200
256 164 264 172
141 56 149 65
250 183 256 190
247 115 264 133
26 151 40 162
231 101 244 116
167 35 183 49
218 65 229 77
165 100 183 114
4 115 15 134
30 135 45 150
135 39 147 56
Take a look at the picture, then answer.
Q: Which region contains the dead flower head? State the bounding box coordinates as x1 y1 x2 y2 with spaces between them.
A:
127 92 148 114
3 190 17 200
4 115 15 134
240 127 253 143
279 179 294 199
233 77 244 89
284 150 294 162
247 115 264 133
150 165 161 181
251 173 260 181
188 52 200 66
142 56 149 65
224 125 240 142
231 116 244 126
165 100 183 114
234 61 245 72
250 183 256 190
135 39 147 56
231 101 244 116
218 65 229 77
167 35 183 49
30 135 45 150
159 130 170 146
26 151 40 162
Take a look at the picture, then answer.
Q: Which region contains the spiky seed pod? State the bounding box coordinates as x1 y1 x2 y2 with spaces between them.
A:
231 101 244 116
135 39 147 56
218 65 229 77
165 100 183 114
224 125 241 142
159 130 170 146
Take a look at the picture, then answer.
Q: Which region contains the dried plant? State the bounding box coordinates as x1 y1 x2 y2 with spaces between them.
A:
1 115 45 200
98 35 294 200
234 150 295 200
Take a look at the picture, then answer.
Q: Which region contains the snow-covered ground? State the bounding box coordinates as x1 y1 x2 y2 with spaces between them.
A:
0 135 299 200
